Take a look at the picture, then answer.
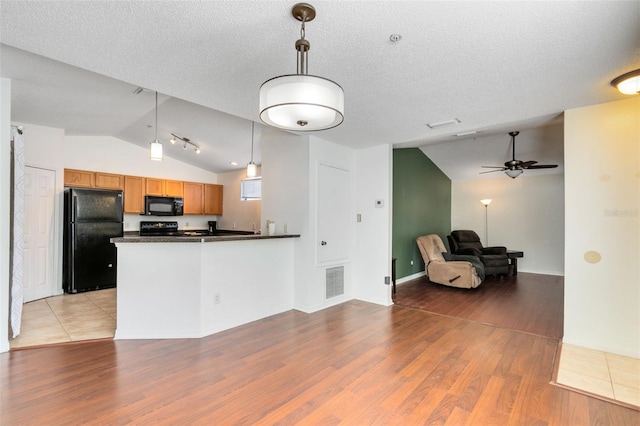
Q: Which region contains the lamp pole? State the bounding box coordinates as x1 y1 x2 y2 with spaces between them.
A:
480 199 492 246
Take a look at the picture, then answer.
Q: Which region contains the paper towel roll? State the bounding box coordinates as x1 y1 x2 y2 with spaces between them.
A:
268 222 275 236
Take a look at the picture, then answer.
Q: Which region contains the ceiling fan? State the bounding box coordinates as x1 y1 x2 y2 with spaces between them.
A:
481 131 558 178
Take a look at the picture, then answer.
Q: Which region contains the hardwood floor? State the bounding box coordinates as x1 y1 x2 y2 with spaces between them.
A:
394 272 564 339
2 301 638 424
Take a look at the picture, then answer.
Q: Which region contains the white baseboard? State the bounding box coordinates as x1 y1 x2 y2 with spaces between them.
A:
397 271 426 285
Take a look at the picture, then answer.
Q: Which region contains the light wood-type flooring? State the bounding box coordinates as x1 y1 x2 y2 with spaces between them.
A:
2 299 639 424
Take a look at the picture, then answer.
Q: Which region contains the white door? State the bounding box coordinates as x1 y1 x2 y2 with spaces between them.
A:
23 166 56 302
317 164 351 263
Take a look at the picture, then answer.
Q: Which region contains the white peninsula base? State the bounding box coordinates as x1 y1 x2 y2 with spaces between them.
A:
113 237 296 339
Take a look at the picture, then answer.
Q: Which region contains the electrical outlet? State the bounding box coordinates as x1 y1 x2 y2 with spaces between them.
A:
185 222 189 227
214 294 221 304
384 276 390 285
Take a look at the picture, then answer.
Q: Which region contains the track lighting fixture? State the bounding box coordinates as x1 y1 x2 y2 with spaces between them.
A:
169 133 200 155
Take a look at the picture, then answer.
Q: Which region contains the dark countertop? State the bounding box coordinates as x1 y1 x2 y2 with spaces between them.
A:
112 233 300 243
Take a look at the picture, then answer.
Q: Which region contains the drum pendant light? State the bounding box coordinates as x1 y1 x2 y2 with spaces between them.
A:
259 3 344 132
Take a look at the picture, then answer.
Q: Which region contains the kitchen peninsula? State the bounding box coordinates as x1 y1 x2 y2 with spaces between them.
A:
111 233 300 339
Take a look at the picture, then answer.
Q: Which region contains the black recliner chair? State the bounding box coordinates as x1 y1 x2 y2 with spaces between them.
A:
447 230 509 276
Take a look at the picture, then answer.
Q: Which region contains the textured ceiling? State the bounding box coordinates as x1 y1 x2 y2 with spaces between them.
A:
1 1 638 179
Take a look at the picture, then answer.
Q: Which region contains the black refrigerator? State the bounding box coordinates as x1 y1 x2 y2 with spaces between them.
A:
63 188 123 293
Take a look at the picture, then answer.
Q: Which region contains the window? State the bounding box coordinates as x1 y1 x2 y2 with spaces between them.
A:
241 177 261 200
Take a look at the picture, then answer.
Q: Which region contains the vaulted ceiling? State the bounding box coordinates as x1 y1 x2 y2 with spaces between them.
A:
1 1 638 179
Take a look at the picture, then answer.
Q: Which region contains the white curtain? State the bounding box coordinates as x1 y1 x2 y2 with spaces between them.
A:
10 126 25 338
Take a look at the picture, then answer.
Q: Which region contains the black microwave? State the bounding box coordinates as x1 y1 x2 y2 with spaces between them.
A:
143 195 184 216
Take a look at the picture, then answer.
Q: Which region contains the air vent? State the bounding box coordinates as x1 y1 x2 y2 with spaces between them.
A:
326 266 344 299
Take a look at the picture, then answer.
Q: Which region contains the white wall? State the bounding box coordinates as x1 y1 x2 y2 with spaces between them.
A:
216 167 261 232
0 79 11 352
564 97 639 358
452 174 565 275
354 144 393 306
14 122 67 296
64 135 220 232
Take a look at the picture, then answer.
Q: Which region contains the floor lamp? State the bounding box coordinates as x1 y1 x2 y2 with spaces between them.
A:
480 199 492 246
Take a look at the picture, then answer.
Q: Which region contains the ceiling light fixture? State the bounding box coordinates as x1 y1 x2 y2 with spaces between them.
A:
611 69 640 95
169 133 200 154
149 91 163 161
505 169 523 178
247 122 258 178
259 3 344 132
426 118 461 129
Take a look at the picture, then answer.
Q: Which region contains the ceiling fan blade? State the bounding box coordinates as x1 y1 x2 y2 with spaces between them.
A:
479 169 505 174
526 164 558 169
520 160 538 167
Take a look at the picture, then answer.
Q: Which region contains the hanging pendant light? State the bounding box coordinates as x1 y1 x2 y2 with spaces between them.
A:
259 3 344 132
149 91 163 161
247 121 258 177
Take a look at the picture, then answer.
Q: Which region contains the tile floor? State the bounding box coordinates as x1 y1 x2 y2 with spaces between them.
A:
10 288 116 349
556 343 640 408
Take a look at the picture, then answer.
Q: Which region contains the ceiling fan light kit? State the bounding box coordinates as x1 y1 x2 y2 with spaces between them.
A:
480 131 558 179
611 69 640 95
259 3 344 132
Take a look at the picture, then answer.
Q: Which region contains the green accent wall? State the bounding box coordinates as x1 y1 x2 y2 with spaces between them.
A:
393 148 451 279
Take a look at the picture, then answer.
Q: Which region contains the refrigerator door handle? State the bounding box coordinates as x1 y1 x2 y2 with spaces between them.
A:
72 194 78 222
69 221 76 292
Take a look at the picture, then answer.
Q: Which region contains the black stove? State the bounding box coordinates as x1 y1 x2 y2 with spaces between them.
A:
139 221 183 236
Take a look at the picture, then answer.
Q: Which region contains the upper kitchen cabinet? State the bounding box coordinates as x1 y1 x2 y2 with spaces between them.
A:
165 180 184 197
204 184 223 215
183 182 204 214
94 172 125 190
64 169 95 188
123 175 145 214
145 178 184 197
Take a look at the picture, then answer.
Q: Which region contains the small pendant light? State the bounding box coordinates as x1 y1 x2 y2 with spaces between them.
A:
149 91 163 161
247 121 257 177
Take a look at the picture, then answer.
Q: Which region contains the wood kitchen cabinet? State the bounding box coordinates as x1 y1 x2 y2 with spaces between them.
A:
183 182 204 214
165 180 184 197
145 178 184 197
123 175 145 213
65 168 222 216
204 184 223 215
64 169 95 188
95 172 125 190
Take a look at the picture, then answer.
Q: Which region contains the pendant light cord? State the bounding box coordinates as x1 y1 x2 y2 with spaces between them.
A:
250 121 254 163
155 91 158 141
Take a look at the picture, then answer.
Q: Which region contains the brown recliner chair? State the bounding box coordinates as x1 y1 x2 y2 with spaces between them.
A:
447 230 509 276
416 234 484 289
